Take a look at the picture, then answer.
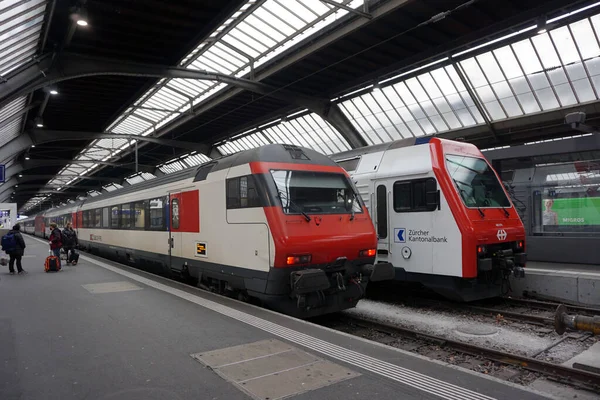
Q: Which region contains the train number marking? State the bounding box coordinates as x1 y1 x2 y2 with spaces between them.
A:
195 242 207 257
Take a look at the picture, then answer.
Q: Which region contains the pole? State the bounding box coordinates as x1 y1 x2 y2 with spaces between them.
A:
135 139 138 173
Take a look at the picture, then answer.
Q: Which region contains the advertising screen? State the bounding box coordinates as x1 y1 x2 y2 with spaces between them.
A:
542 197 600 226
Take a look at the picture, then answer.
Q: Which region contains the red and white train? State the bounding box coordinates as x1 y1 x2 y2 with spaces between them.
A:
23 144 393 317
331 137 527 301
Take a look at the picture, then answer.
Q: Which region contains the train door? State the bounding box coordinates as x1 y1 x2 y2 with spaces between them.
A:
168 193 183 267
168 189 200 271
387 178 435 275
374 181 391 265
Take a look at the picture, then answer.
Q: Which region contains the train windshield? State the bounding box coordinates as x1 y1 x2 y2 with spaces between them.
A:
445 154 511 208
270 170 363 215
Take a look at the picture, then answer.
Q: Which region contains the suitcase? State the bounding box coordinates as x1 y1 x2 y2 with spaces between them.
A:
45 254 61 272
69 251 79 265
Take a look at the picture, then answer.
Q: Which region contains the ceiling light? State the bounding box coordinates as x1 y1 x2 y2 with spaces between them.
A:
18 175 22 178
31 144 35 148
25 156 30 160
75 7 89 26
49 89 58 95
34 116 43 128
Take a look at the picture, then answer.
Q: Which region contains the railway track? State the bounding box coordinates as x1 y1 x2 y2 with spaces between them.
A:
366 286 600 328
325 314 600 393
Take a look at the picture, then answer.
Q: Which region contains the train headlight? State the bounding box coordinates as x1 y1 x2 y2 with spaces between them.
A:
477 245 487 256
286 254 312 265
359 249 376 257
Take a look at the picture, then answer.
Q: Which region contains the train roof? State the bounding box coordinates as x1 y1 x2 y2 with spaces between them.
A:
331 136 436 161
38 144 340 214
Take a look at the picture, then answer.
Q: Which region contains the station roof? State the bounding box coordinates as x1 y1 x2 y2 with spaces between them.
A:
0 0 598 212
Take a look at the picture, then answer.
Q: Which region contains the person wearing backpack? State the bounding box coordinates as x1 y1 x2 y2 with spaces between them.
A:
62 222 78 265
1 223 27 275
49 223 63 267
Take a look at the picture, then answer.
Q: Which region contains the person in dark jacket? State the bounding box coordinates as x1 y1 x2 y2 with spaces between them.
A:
7 224 27 275
62 222 78 264
49 222 63 267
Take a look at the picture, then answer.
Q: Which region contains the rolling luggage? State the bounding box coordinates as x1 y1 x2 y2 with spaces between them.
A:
45 250 61 272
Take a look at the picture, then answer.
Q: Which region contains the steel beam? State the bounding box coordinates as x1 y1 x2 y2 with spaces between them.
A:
17 174 123 183
1 52 367 147
20 159 155 173
0 177 19 199
14 184 102 191
319 0 371 19
0 133 34 164
1 52 329 113
29 129 213 154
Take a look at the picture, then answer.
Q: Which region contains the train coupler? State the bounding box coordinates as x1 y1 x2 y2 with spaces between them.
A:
361 262 394 282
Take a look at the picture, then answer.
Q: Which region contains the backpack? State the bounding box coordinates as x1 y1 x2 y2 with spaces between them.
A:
1 232 17 252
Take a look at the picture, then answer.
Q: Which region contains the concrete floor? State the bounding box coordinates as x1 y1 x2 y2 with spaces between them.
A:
1 235 559 400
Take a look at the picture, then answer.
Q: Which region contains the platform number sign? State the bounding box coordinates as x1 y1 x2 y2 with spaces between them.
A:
195 242 207 257
0 164 5 183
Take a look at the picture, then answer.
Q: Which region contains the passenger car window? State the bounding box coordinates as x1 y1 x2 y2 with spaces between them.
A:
393 178 438 212
121 204 131 229
149 198 165 230
111 206 120 229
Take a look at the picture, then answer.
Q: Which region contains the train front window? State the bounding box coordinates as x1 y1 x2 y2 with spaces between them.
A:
446 154 511 208
270 170 362 215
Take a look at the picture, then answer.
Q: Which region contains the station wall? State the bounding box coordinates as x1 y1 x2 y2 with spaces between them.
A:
484 134 600 265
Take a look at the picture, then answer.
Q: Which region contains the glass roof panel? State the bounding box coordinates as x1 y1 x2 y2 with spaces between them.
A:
0 96 27 148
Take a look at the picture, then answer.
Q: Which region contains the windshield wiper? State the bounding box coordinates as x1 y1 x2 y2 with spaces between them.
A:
278 191 311 222
476 207 485 219
501 206 510 218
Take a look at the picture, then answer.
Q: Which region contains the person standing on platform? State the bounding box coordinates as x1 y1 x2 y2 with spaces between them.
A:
62 222 78 265
2 223 27 275
49 223 63 267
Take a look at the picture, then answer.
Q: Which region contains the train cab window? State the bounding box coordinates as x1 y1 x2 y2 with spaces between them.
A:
134 201 146 229
337 157 361 173
193 162 216 182
95 209 102 228
149 198 165 230
111 206 120 229
227 175 261 209
102 208 110 228
121 204 132 229
393 178 438 212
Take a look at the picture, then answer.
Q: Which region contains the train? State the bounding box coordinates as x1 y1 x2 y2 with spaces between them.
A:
331 137 527 301
22 144 394 318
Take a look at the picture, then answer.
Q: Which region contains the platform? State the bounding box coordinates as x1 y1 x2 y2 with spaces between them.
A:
0 236 556 400
510 262 600 307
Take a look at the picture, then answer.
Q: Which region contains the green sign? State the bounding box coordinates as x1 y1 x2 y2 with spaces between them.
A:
542 197 600 226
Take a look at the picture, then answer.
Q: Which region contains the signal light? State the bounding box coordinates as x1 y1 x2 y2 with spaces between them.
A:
516 240 524 250
477 245 487 255
286 254 311 265
359 249 376 257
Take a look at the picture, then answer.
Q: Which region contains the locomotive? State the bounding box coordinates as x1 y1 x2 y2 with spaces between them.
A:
332 136 527 301
23 144 393 317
